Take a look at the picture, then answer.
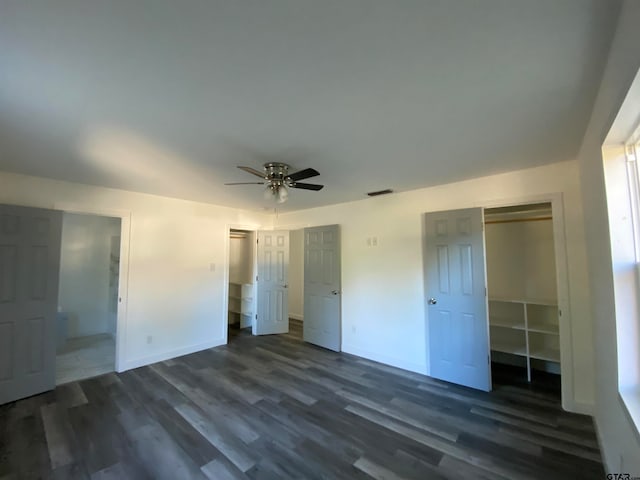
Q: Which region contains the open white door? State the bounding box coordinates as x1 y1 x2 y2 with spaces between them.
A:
424 208 491 391
0 205 62 405
303 225 341 351
255 230 289 335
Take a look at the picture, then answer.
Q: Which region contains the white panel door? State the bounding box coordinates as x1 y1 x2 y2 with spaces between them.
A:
425 208 491 391
303 225 341 352
256 231 289 335
0 204 62 405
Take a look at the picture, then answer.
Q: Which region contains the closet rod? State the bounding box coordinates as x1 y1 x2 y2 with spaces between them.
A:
485 216 552 225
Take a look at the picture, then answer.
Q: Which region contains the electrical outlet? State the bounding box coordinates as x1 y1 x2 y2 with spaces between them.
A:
147 335 152 344
351 326 356 334
209 263 216 272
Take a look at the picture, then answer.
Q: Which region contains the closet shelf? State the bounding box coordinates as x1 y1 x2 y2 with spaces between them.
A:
491 343 527 357
489 297 557 307
527 324 559 335
229 296 253 302
489 296 560 384
228 282 255 329
529 348 560 362
490 319 525 330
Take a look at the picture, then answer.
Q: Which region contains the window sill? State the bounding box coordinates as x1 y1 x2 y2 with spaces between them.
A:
619 386 640 442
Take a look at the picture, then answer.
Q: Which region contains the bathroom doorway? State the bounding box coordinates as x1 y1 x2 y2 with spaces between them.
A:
55 212 121 384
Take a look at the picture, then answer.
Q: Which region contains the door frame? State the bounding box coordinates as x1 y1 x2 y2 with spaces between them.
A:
223 224 259 342
481 192 575 412
53 202 131 374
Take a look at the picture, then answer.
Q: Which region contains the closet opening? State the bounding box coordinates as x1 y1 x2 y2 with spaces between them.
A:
227 229 256 342
485 202 561 391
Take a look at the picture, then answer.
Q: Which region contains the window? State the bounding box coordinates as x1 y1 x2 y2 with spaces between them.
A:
604 116 640 433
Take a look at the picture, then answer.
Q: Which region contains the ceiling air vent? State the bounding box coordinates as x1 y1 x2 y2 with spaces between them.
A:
367 189 394 197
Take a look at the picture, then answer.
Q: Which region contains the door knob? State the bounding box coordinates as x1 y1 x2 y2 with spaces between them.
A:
283 284 288 288
331 290 340 295
428 298 437 305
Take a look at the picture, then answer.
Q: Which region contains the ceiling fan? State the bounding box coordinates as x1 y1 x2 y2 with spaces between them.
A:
225 162 324 204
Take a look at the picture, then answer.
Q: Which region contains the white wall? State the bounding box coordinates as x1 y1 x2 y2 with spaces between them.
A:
275 160 592 412
0 171 270 370
576 0 640 473
58 212 121 338
229 234 254 285
485 219 557 302
288 229 304 320
108 234 121 337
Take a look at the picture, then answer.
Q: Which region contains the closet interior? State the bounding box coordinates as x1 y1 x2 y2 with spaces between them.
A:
485 203 561 383
228 229 256 336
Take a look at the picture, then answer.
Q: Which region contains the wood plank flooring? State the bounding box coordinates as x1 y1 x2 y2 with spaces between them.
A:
1 319 604 479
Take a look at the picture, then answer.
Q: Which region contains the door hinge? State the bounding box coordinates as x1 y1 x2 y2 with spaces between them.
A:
558 309 562 317
488 355 490 365
485 287 487 297
256 275 258 282
255 314 258 319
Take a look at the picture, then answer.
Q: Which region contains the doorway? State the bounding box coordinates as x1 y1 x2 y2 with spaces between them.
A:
227 229 256 342
288 228 305 339
0 204 128 405
424 197 572 404
55 212 121 384
485 202 561 387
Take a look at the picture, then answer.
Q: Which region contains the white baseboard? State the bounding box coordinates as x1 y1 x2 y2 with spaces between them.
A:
119 337 226 372
289 313 304 321
568 400 595 416
593 417 614 474
342 343 427 376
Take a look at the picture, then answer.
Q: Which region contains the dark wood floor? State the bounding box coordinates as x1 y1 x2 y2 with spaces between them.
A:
1 319 604 479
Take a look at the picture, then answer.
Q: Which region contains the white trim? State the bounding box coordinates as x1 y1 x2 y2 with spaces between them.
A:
120 338 226 372
342 343 428 376
594 416 615 474
570 400 595 416
625 147 640 262
52 202 131 375
619 388 640 444
289 313 304 321
479 193 576 411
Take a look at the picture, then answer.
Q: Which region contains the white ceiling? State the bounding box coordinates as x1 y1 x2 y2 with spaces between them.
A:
0 0 621 212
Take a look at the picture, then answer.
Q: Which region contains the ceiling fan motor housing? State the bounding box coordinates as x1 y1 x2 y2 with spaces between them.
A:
264 162 290 185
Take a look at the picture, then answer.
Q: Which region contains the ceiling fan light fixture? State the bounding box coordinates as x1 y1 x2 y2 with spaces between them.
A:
264 184 277 201
276 184 289 204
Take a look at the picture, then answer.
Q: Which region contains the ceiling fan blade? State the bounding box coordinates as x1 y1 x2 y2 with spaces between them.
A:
224 182 265 185
238 166 266 178
287 168 320 182
290 182 324 191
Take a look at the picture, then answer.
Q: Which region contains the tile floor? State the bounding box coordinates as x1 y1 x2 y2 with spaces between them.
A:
55 333 115 385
